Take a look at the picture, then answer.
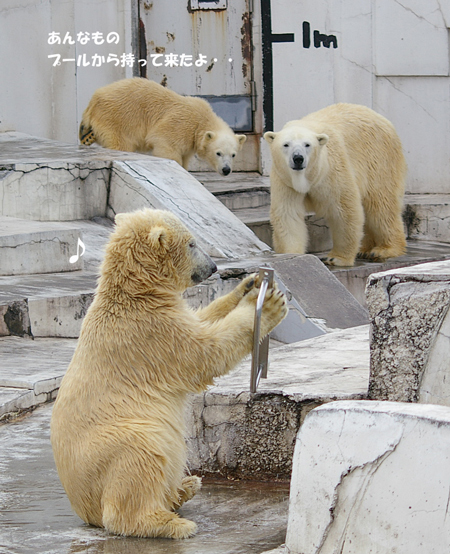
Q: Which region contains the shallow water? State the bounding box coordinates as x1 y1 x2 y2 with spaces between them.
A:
0 404 289 554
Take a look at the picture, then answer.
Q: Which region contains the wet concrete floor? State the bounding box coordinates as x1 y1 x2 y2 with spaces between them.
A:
0 403 289 554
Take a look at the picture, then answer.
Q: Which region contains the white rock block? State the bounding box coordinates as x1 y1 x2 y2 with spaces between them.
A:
286 400 450 554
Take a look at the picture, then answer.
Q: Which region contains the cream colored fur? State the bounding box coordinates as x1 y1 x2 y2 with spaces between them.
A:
79 78 246 175
51 208 287 539
264 103 407 266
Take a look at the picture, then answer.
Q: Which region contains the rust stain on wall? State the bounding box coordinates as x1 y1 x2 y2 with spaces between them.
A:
241 11 252 79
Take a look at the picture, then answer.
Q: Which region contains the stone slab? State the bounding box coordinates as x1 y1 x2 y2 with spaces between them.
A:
286 400 450 554
0 131 152 163
0 215 84 274
0 336 76 419
108 160 271 260
270 254 368 330
367 259 450 402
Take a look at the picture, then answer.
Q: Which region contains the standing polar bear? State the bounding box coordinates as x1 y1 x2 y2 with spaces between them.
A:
51 208 287 539
79 78 246 175
264 103 407 266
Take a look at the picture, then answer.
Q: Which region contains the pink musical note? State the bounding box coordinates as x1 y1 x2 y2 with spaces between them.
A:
70 237 86 264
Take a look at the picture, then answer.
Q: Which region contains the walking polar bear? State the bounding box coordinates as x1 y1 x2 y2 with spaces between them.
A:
79 78 246 175
51 208 287 539
264 103 407 266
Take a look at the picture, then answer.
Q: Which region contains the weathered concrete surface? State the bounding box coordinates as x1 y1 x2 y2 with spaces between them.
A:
0 336 76 420
0 215 84 275
187 326 370 479
367 259 450 402
108 160 271 259
0 403 289 554
285 401 450 554
419 303 450 405
404 194 450 242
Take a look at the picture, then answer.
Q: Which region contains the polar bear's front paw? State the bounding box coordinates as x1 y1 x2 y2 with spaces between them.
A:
235 273 258 298
321 255 355 267
260 285 288 336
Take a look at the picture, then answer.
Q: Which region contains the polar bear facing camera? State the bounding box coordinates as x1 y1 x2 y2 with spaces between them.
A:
79 78 246 175
51 208 287 539
264 103 407 266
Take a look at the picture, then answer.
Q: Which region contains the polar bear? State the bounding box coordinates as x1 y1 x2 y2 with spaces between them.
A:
79 78 246 175
264 103 407 266
51 208 287 539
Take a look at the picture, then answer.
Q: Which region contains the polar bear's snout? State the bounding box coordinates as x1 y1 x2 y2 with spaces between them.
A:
221 164 231 176
191 244 217 284
291 153 305 170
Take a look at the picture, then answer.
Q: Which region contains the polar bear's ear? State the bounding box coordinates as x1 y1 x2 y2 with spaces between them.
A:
263 132 277 143
204 131 216 141
236 134 247 148
317 134 329 146
148 226 168 249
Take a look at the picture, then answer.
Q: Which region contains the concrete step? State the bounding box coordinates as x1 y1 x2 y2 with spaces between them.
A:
329 239 450 306
0 216 84 275
0 336 77 420
193 171 271 210
404 193 450 242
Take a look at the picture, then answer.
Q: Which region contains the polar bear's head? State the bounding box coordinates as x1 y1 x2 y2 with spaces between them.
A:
109 209 217 292
198 130 246 176
264 126 329 186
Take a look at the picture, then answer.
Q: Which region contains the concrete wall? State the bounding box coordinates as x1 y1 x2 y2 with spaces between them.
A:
0 0 136 143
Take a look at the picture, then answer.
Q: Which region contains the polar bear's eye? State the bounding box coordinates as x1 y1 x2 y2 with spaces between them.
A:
188 240 196 248
283 143 289 148
232 153 236 158
305 143 311 148
216 152 222 157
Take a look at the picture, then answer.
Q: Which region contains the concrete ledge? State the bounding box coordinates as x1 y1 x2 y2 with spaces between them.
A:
404 193 450 242
0 336 76 420
0 216 84 275
285 400 450 554
367 259 450 402
187 326 370 479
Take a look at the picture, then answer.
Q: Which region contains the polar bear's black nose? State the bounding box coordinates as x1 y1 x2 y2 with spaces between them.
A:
292 154 304 168
222 165 231 176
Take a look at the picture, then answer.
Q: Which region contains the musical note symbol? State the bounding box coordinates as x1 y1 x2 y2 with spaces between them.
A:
69 237 86 264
